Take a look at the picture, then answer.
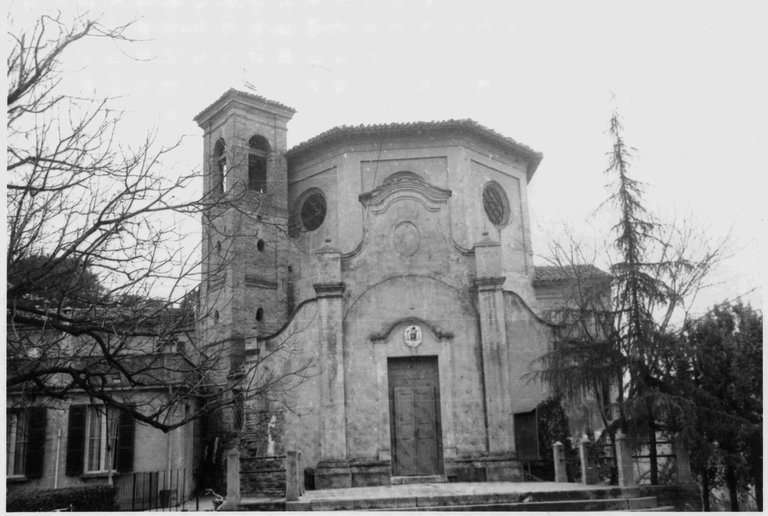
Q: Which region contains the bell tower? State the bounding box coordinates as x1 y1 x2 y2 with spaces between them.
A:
194 89 296 396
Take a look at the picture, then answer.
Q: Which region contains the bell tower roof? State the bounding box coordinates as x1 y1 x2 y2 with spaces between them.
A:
193 88 296 128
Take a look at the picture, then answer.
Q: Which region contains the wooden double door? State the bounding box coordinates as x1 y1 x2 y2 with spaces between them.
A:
388 356 443 476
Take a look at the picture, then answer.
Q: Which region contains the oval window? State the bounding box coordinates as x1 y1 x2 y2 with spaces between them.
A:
299 190 327 232
482 181 510 226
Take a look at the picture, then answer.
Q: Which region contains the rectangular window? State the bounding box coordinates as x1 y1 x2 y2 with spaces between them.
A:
6 412 28 477
84 407 119 473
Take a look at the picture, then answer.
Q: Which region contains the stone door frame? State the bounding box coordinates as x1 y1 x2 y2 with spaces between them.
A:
387 356 444 477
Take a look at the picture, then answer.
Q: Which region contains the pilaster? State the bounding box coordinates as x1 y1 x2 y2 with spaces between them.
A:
313 244 351 488
474 237 514 456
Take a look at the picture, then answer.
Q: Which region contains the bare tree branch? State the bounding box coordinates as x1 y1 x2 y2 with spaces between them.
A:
6 12 313 432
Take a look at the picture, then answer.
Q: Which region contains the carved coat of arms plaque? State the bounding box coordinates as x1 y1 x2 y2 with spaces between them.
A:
403 325 423 347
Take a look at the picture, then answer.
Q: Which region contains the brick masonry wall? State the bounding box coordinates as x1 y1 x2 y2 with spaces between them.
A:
241 410 285 457
240 457 286 497
239 409 287 496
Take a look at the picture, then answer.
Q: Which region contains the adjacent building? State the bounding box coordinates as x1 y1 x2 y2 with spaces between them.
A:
6 319 197 508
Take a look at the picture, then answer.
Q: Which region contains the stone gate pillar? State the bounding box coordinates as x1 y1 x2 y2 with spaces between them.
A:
616 432 635 487
312 243 351 488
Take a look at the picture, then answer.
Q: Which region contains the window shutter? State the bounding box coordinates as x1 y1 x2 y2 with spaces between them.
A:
65 405 86 476
116 410 135 473
25 407 47 478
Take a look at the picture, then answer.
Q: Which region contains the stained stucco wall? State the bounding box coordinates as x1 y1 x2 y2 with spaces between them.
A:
245 298 323 467
503 291 556 421
255 129 552 469
343 276 485 461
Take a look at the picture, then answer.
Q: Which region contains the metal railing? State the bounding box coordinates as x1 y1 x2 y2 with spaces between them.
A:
521 460 554 482
114 469 187 511
632 440 678 484
582 442 619 485
578 438 681 486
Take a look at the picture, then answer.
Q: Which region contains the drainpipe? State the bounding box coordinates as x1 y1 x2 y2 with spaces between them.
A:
54 428 61 488
167 385 174 492
167 426 173 487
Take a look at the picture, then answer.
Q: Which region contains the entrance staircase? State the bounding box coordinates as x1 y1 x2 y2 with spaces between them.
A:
369 488 672 511
270 483 675 511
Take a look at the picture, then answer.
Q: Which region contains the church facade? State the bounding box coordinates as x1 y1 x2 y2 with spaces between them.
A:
194 89 561 490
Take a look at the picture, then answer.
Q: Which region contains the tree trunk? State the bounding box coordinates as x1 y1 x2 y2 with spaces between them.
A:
750 433 762 511
647 398 658 485
726 462 739 511
701 463 711 512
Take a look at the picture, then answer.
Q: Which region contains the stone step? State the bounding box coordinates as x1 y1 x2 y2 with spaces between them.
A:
391 475 447 485
637 506 676 512
626 497 662 510
290 491 657 511
239 498 286 511
525 486 643 501
370 496 659 512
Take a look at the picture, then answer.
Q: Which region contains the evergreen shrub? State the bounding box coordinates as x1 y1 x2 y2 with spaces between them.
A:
6 485 118 512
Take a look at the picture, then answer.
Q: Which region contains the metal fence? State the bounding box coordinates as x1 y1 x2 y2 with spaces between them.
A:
585 442 618 485
114 469 187 511
632 440 678 484
580 439 679 485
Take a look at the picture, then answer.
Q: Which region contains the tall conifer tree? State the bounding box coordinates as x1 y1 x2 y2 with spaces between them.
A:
529 110 723 484
603 111 662 482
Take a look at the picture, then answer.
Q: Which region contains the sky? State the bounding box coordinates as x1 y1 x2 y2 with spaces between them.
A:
7 0 766 316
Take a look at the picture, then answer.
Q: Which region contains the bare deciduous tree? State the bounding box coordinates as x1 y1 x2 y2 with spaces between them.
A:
6 12 312 432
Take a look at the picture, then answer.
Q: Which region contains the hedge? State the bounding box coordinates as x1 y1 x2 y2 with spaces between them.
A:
6 485 119 512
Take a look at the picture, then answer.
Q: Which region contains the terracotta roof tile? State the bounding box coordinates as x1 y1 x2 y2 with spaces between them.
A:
194 88 295 123
286 119 543 169
533 264 611 284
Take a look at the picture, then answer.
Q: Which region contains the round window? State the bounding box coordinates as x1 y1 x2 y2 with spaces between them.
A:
299 190 327 232
482 181 510 226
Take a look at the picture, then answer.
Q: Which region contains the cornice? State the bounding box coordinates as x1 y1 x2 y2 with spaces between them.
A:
313 282 346 298
369 317 454 343
474 276 507 291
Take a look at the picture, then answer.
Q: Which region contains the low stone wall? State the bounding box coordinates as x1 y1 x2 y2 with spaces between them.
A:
240 456 286 497
350 459 391 487
312 454 525 488
446 454 524 482
238 409 287 496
